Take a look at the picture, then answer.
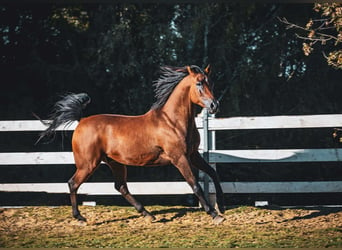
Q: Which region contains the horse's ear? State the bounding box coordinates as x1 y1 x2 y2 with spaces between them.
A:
187 66 196 76
204 64 211 75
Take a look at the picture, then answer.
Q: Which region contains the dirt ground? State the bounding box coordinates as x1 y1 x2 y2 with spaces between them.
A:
0 205 341 247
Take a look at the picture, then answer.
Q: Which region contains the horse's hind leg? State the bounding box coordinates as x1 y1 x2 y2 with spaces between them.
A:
68 169 90 221
106 159 156 222
68 162 99 222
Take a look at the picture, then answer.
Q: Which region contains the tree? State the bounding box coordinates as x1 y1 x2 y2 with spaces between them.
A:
1 3 341 121
280 3 342 69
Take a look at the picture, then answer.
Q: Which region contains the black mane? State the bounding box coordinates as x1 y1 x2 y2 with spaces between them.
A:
151 65 204 110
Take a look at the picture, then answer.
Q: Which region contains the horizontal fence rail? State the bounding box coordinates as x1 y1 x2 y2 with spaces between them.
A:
2 114 342 131
195 114 342 130
1 181 341 195
2 148 342 165
0 182 193 195
0 120 78 131
1 114 342 199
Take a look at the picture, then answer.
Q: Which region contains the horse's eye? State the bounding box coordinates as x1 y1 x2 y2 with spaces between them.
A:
196 82 203 87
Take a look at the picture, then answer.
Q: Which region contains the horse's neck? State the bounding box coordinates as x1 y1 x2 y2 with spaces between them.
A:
160 84 196 133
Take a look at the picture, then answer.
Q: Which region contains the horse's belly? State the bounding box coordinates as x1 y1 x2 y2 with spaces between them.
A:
107 147 170 166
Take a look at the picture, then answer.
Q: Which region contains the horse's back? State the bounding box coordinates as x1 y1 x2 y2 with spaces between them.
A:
76 113 148 130
73 113 148 144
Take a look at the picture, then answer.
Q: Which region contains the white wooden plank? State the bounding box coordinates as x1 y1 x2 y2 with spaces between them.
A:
212 181 342 193
0 182 193 195
1 181 340 194
0 120 78 131
2 148 342 165
196 114 342 130
77 182 193 195
3 114 342 132
0 152 75 165
208 148 342 163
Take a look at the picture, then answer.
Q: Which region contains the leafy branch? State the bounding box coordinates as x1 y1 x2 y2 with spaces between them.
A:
279 3 342 69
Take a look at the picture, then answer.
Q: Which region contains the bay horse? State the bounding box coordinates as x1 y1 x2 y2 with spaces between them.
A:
38 65 225 224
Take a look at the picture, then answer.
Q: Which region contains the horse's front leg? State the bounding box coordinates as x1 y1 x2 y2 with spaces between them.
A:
172 154 225 224
190 151 225 214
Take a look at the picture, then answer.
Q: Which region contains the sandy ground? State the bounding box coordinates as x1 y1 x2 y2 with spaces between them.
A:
0 205 341 247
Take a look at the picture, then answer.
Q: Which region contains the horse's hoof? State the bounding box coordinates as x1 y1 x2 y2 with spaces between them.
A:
213 215 225 225
144 214 157 223
215 203 226 215
74 214 87 222
218 205 226 215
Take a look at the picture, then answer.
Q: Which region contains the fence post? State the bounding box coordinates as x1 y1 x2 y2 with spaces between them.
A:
202 108 210 200
200 109 216 205
208 114 216 206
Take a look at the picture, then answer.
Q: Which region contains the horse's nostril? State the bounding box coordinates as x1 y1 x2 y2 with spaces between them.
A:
211 100 219 109
209 100 219 114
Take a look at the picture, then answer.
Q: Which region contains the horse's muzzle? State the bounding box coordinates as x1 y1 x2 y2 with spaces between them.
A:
208 99 219 114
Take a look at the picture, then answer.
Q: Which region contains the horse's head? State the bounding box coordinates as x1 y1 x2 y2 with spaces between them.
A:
187 65 219 114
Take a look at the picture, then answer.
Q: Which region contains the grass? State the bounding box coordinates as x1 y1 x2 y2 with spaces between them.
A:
0 205 341 248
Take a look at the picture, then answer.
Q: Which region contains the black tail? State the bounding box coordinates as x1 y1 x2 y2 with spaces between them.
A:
35 93 91 144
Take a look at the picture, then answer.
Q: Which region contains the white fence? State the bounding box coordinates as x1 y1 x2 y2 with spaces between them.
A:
1 114 342 197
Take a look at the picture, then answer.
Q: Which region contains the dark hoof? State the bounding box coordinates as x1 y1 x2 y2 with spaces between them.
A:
218 205 226 215
216 200 226 214
74 213 87 222
213 214 225 225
